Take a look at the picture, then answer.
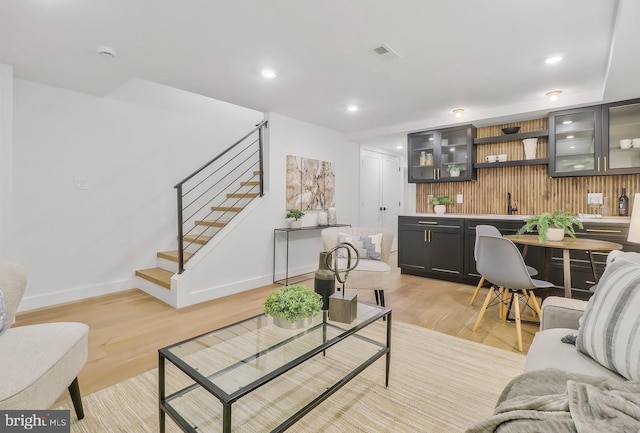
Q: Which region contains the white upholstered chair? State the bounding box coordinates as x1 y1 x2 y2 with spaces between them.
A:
0 262 89 419
321 227 393 307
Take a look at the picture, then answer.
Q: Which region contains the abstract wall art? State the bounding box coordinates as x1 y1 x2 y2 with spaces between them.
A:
286 155 335 210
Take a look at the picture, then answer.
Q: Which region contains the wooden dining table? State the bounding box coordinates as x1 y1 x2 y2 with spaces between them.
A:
504 234 623 298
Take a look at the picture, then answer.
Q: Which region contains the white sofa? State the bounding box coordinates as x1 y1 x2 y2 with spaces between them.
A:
526 250 640 381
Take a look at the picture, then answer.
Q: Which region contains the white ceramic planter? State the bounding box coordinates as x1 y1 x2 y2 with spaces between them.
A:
273 316 313 329
450 170 460 177
546 227 565 242
434 204 446 214
290 220 302 229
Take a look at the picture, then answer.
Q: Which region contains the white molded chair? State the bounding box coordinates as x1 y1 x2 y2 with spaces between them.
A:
469 225 538 305
321 227 393 307
0 262 88 419
471 235 552 352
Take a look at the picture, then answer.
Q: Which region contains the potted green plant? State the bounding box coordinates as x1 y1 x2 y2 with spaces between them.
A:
447 164 461 177
264 284 323 329
517 210 584 243
432 196 453 214
286 209 305 228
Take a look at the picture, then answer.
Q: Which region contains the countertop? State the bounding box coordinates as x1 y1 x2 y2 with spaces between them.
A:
400 213 632 224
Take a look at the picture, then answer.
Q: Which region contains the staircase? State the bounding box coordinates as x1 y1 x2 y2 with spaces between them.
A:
135 121 267 303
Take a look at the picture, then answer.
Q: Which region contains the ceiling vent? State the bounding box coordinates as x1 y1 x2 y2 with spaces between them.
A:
372 44 401 62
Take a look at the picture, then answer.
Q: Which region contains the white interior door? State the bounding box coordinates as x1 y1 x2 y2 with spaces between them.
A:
382 154 401 250
360 149 401 250
360 149 382 228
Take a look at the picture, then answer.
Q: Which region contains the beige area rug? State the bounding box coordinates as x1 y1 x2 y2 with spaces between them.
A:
58 321 525 432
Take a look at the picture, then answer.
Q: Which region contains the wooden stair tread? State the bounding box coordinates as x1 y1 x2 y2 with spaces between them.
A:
227 193 259 199
194 220 227 227
184 234 211 245
211 206 244 212
240 181 259 186
135 267 172 289
157 250 193 262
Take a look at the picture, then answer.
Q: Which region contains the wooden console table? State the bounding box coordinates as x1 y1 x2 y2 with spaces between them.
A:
273 224 350 285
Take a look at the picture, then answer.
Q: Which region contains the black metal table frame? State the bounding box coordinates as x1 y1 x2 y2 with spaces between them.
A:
272 224 351 285
158 306 392 433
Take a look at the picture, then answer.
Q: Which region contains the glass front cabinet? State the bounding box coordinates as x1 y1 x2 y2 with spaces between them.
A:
407 124 476 183
549 98 640 177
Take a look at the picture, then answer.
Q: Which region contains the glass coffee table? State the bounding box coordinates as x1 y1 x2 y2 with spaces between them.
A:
158 302 391 433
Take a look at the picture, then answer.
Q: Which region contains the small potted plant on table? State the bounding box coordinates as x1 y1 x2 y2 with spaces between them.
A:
264 285 323 329
432 196 453 214
286 209 305 228
518 210 583 243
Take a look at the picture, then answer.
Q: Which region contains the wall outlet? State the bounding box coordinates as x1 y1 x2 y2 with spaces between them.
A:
427 194 434 203
587 192 603 205
456 194 463 204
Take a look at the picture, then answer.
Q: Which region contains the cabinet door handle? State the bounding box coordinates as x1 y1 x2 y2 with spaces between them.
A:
585 228 622 233
428 230 431 243
604 156 607 173
418 221 438 225
597 157 600 172
586 280 596 285
424 229 427 242
591 251 611 256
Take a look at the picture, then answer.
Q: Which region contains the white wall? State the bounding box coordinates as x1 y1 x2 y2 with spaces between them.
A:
10 79 263 310
0 64 13 260
174 112 360 307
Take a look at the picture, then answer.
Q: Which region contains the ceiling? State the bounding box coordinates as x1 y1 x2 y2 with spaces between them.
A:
1 0 640 155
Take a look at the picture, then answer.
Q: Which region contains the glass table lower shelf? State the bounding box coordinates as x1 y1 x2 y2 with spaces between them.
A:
158 302 391 433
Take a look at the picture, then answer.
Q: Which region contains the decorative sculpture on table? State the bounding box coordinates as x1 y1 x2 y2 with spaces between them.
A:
324 242 360 324
314 251 335 310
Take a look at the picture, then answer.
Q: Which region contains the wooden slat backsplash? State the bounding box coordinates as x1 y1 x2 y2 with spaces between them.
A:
416 118 640 216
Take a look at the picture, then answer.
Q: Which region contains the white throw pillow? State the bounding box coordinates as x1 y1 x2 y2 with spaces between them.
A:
576 259 640 380
337 232 383 261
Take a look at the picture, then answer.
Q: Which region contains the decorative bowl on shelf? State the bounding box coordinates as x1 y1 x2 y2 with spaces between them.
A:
502 126 521 135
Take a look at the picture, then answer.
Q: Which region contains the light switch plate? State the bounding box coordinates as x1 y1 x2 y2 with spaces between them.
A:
456 194 463 204
73 177 89 190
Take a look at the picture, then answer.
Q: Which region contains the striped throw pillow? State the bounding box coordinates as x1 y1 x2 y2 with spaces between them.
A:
576 259 640 380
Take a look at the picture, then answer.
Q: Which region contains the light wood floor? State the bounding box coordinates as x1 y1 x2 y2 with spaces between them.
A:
15 256 539 404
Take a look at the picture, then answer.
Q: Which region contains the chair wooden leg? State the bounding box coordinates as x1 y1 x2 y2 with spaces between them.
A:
472 285 495 331
528 290 542 318
68 377 85 420
514 291 523 352
501 288 510 324
469 276 485 305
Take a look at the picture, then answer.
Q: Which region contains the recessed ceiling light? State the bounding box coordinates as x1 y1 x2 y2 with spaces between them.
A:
545 56 563 64
347 104 359 112
570 146 576 149
546 90 562 101
567 135 574 139
452 108 465 118
428 137 434 141
562 120 573 125
261 69 277 79
396 145 403 150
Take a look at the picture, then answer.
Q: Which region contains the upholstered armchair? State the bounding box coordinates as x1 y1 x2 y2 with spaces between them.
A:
0 262 89 419
320 227 393 307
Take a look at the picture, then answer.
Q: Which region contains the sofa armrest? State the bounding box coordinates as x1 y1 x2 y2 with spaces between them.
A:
540 296 589 331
